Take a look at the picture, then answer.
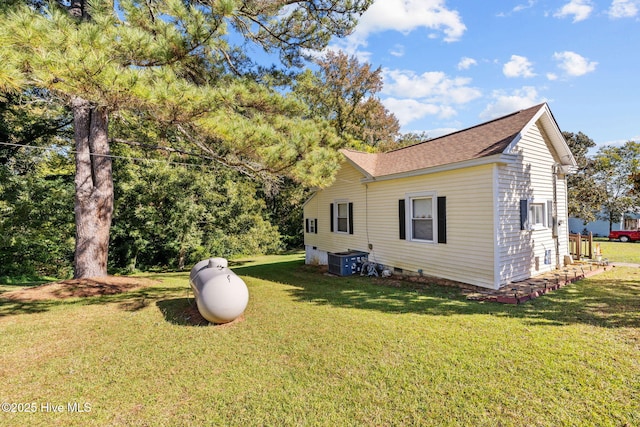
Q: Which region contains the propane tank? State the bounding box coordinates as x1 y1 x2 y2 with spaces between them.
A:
189 258 249 324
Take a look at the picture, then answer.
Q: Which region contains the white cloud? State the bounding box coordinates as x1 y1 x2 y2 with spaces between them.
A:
608 0 639 18
380 68 482 126
336 0 467 53
503 55 536 78
382 69 482 104
457 57 477 70
553 51 598 76
554 0 594 22
427 127 461 138
390 44 405 57
513 0 537 13
546 72 558 81
480 87 545 120
381 98 453 126
498 0 537 16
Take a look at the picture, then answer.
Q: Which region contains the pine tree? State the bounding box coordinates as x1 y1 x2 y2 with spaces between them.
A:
0 0 372 278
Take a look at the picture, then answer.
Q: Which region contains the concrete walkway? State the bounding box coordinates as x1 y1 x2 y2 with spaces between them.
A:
611 262 640 268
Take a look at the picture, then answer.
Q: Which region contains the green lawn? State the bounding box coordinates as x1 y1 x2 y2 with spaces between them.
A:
596 239 640 264
0 254 638 426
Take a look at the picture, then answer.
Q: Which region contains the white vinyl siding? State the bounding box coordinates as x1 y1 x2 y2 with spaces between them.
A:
497 122 570 283
303 163 368 254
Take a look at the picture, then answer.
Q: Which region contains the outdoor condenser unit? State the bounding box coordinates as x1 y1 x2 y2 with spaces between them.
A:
328 251 368 276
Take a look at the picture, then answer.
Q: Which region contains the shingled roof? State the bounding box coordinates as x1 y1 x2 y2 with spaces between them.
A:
341 103 572 180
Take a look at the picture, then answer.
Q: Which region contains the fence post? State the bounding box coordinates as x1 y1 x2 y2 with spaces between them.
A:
577 232 582 260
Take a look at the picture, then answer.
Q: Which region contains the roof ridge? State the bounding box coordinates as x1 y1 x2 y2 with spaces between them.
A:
385 103 546 154
339 103 565 179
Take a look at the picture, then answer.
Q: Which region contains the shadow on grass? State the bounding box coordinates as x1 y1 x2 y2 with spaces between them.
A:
156 298 209 326
0 285 184 317
2 259 638 329
518 275 640 328
233 260 640 328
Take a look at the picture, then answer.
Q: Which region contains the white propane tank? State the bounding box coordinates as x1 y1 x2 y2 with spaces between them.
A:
189 258 248 324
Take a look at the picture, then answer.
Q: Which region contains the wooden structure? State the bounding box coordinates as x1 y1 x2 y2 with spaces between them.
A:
569 232 593 260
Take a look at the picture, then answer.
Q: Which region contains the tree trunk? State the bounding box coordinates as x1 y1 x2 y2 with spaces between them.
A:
609 210 614 233
72 97 113 278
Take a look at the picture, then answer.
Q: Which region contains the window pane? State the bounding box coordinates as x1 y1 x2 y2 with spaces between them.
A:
337 203 347 217
413 219 433 240
412 198 432 218
336 202 348 232
530 204 544 226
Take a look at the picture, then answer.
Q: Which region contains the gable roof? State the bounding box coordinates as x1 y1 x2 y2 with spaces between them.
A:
341 103 576 181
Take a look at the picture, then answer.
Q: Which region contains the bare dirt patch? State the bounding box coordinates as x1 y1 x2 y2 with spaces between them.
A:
1 276 160 302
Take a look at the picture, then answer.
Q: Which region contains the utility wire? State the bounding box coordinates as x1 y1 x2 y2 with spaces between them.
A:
0 140 216 170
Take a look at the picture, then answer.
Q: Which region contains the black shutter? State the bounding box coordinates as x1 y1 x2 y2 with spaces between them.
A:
305 219 310 233
437 196 447 244
314 219 318 234
520 199 528 230
399 199 406 240
348 202 354 234
330 203 334 232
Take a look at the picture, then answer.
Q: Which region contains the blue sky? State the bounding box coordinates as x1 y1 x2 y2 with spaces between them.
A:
325 0 640 149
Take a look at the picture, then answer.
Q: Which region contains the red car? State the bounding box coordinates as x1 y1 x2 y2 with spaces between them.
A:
608 230 640 242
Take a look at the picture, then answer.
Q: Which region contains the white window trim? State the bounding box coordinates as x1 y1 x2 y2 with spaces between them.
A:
528 199 552 231
406 191 437 243
334 200 350 234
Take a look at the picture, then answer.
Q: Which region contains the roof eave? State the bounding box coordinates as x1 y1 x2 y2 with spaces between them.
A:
302 190 319 208
339 150 377 180
361 153 517 183
509 103 577 168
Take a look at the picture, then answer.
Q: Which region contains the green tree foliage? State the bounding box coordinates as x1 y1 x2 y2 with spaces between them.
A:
0 92 72 168
294 50 400 149
386 131 431 152
592 141 640 231
0 0 372 277
0 150 75 278
110 151 282 272
1 141 285 277
260 177 312 249
0 91 74 278
562 131 606 223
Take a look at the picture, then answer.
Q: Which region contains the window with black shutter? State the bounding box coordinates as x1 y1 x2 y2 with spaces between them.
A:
437 196 447 244
332 201 352 234
400 192 446 243
399 199 406 240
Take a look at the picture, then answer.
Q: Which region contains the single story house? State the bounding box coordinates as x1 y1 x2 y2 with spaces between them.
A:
303 103 577 290
569 211 640 236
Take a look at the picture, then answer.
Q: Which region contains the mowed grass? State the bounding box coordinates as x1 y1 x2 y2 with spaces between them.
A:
597 239 640 264
0 254 639 426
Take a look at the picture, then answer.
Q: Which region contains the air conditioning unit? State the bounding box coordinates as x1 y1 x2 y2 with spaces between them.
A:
327 251 368 276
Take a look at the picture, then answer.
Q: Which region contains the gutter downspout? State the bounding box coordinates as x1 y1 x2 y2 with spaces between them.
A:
552 164 560 269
